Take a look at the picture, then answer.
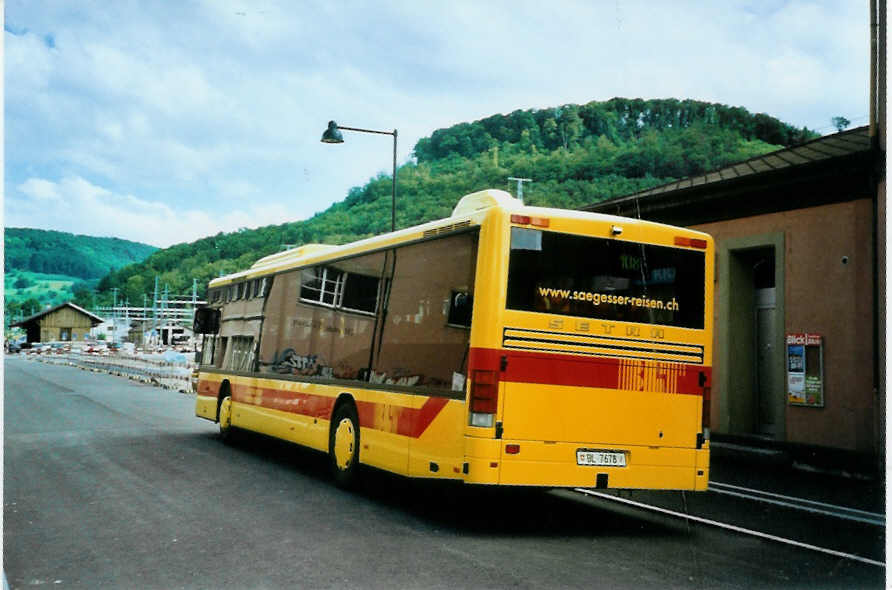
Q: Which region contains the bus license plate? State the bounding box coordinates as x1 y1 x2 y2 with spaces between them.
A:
576 450 626 467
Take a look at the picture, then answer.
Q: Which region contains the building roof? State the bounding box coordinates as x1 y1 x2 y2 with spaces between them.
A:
582 126 877 225
10 301 105 328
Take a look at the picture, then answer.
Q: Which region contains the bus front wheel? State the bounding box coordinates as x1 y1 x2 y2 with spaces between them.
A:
329 403 360 487
218 394 233 442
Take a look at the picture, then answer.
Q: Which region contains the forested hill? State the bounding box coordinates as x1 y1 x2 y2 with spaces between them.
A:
413 97 813 163
5 228 157 279
88 97 816 308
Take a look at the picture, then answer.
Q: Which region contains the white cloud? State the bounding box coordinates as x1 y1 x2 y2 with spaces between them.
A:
7 176 294 248
19 178 62 202
3 0 871 245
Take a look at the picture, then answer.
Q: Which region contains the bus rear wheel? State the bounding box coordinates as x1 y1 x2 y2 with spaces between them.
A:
329 403 360 488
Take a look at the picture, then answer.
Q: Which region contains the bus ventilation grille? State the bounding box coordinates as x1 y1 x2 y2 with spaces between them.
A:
422 220 471 238
502 327 704 364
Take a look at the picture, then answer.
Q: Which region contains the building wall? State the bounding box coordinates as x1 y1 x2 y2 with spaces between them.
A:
877 176 885 461
38 307 96 342
91 318 130 343
694 198 876 453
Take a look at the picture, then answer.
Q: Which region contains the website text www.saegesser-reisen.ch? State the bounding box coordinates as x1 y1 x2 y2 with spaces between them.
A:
537 287 679 311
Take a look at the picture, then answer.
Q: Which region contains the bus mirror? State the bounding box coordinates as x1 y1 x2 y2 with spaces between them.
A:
194 307 220 334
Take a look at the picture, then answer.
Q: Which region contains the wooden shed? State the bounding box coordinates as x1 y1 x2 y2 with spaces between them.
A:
11 302 105 344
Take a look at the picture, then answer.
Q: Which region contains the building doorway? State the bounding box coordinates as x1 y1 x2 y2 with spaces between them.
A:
718 234 785 440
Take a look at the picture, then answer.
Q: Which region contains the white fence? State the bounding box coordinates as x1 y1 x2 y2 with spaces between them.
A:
35 352 196 393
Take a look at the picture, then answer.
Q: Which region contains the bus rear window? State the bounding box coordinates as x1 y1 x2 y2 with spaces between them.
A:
506 227 705 329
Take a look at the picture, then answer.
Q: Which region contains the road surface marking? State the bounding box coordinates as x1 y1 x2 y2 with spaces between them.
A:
709 481 884 526
574 488 884 568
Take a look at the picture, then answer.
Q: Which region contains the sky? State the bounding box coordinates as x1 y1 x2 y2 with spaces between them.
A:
4 1 871 248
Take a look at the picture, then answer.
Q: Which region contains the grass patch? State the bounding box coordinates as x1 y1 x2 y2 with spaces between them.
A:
4 271 88 307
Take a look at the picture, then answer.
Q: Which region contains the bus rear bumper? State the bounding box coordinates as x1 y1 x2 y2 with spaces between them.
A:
466 438 709 491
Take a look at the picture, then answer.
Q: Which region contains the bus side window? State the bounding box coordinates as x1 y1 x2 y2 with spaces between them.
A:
199 335 216 365
215 337 228 368
374 231 477 390
258 253 387 380
225 336 254 372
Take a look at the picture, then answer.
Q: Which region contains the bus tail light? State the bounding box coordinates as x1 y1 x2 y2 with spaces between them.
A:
675 236 708 249
470 369 499 428
510 214 550 227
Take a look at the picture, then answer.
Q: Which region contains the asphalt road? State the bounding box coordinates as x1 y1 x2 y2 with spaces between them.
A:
4 357 885 589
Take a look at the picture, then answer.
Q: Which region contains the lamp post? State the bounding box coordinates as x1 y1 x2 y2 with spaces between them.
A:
321 121 398 233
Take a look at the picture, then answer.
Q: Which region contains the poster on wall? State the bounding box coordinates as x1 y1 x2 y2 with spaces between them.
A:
786 333 824 407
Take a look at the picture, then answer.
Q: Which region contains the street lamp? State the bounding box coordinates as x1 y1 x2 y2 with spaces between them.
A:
321 121 398 233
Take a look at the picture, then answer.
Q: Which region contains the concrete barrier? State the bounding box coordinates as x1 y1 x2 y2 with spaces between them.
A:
34 352 196 393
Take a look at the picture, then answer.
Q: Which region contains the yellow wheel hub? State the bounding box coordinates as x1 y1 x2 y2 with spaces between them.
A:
333 418 356 470
219 397 232 430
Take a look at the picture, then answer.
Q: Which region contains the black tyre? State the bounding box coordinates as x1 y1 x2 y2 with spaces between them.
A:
328 402 360 488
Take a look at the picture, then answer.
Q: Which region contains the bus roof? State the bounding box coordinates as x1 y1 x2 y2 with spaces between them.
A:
208 188 710 287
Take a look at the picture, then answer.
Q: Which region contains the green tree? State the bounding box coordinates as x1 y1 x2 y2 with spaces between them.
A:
71 282 93 309
84 97 813 305
832 116 851 132
557 106 584 149
124 275 146 305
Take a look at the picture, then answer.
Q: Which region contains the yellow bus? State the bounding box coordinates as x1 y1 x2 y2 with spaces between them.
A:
194 189 713 490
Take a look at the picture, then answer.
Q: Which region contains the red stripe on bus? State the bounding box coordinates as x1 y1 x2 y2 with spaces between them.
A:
403 397 450 437
469 347 709 396
200 378 449 438
228 382 336 418
197 378 218 397
356 396 448 438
